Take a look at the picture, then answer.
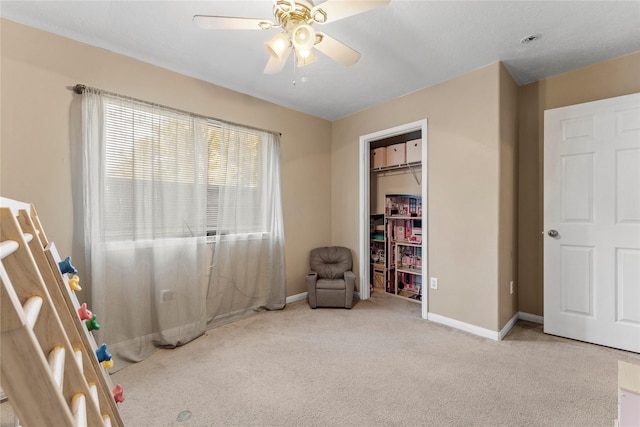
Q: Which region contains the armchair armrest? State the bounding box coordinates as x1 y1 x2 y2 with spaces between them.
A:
306 272 318 308
344 271 355 308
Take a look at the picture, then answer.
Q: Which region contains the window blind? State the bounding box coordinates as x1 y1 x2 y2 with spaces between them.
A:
103 97 268 241
103 97 206 240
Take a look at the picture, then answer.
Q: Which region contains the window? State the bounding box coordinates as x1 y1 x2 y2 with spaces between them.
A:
103 98 271 241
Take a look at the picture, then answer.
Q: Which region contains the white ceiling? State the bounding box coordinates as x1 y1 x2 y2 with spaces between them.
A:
1 1 639 121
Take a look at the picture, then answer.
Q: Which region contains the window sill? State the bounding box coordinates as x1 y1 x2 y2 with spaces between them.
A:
206 232 270 244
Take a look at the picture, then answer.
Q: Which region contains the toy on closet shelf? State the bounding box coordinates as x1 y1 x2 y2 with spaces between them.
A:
85 314 101 331
68 274 81 291
77 303 93 321
112 384 125 403
96 343 112 363
58 256 78 275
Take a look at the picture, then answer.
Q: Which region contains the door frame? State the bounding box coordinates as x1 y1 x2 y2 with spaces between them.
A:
358 119 428 319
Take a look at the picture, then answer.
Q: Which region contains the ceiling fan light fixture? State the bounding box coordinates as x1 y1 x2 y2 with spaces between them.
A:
311 7 327 24
274 0 297 15
291 24 315 52
295 48 316 67
194 0 391 74
265 32 291 60
258 21 274 30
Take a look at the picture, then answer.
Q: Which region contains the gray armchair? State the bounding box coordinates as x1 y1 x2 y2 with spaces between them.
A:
306 246 355 309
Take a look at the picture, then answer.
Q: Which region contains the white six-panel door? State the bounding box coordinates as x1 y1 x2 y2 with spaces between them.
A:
544 93 640 353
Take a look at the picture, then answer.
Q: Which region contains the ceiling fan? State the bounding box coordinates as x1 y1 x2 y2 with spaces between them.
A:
193 0 390 74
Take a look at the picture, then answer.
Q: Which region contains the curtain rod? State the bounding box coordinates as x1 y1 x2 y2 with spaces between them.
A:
72 84 282 137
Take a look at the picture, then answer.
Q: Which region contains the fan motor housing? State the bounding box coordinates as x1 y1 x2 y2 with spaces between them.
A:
274 0 313 29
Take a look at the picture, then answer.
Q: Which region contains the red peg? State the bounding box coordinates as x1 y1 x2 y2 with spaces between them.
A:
78 303 93 321
112 384 125 403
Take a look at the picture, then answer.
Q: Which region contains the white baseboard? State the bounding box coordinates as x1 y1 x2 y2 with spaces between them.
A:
499 313 520 340
286 292 308 304
428 311 525 341
428 312 502 341
518 312 544 324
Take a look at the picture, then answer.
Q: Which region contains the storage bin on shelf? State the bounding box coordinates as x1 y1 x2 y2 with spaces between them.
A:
406 139 422 163
371 147 386 169
385 143 406 166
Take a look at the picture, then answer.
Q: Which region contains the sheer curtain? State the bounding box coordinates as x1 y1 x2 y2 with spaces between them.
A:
80 89 285 370
205 124 286 327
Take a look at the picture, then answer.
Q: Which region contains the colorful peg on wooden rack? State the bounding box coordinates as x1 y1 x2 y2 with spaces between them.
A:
112 384 125 403
85 314 100 331
77 303 93 321
68 275 81 291
101 359 114 369
58 256 78 275
96 343 112 363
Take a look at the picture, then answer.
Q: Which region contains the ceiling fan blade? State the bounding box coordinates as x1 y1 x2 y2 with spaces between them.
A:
311 0 390 24
315 32 361 66
193 15 275 30
264 46 292 74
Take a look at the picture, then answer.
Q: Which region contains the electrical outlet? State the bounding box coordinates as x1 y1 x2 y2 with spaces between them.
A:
430 277 438 290
160 289 173 303
510 281 514 295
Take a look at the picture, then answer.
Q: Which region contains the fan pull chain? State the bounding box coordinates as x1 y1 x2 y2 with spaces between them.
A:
292 56 308 87
292 53 297 86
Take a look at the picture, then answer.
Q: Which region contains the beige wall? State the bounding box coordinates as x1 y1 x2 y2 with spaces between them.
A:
497 63 519 327
517 52 640 316
0 19 332 298
333 63 508 331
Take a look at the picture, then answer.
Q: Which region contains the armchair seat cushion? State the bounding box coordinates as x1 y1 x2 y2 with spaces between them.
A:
316 278 346 290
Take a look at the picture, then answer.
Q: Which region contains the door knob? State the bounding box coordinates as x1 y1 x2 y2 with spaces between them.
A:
548 230 559 237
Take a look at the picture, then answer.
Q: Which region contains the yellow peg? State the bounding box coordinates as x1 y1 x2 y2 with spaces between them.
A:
68 275 81 291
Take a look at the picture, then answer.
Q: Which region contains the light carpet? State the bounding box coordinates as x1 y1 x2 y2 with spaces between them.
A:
2 293 639 426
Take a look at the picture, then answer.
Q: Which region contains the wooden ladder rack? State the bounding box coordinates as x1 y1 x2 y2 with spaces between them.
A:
0 197 124 426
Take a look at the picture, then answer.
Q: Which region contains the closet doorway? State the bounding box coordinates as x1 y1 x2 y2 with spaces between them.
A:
358 119 428 319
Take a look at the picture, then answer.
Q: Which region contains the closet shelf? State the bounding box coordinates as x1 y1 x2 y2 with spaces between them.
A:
370 161 421 174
